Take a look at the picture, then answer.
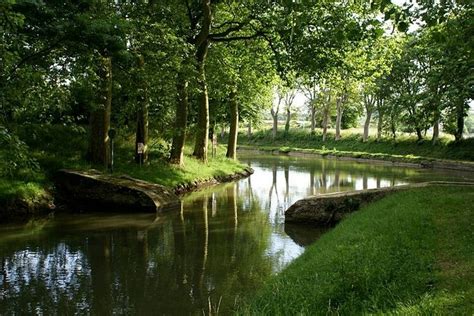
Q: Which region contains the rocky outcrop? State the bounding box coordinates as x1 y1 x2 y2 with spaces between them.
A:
54 170 179 212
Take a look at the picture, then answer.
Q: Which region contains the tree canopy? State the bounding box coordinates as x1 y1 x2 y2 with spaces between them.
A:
1 0 472 177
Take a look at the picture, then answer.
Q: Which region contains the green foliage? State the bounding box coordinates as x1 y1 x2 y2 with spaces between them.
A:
241 186 474 314
0 126 39 178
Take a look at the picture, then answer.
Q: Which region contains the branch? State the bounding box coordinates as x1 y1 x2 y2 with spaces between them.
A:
185 0 200 32
209 31 264 42
212 20 242 30
209 21 247 39
194 0 211 47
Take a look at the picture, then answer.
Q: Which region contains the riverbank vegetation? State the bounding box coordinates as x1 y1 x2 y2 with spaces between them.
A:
0 124 245 206
239 128 474 162
242 185 474 314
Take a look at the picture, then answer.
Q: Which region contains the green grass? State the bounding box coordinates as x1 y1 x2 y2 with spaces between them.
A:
241 186 474 315
113 140 247 188
239 128 474 162
0 178 47 202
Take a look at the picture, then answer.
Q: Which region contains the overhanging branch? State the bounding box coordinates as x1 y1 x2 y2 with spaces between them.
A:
209 31 265 42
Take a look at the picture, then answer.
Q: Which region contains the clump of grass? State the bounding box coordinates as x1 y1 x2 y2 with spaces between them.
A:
241 186 474 315
0 179 47 202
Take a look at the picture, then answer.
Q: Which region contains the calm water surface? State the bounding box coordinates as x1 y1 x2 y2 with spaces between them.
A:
1 154 472 315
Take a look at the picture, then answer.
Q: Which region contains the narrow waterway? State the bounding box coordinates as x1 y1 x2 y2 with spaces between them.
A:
0 154 472 314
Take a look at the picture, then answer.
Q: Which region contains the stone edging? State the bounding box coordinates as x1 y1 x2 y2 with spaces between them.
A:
285 181 474 226
0 167 254 221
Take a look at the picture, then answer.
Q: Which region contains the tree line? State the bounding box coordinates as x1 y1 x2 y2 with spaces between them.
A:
1 1 472 177
267 1 473 144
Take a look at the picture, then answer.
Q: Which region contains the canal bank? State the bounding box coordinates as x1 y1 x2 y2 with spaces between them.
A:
242 185 474 315
0 166 253 222
285 181 474 226
238 146 474 172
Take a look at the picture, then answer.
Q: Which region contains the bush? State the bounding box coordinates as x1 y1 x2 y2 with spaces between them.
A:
0 126 39 178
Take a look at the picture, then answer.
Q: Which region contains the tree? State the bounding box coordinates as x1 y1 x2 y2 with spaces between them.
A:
172 1 266 162
206 36 275 160
271 84 285 140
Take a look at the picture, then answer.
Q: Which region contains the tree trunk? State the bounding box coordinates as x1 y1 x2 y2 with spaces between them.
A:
310 106 316 134
192 40 210 162
432 118 440 145
363 111 372 142
271 109 278 140
192 0 212 162
226 90 238 160
335 98 343 141
220 125 225 139
391 116 396 140
416 127 423 141
322 92 331 142
284 107 290 135
455 102 464 142
88 56 112 167
247 121 252 137
170 75 188 166
377 112 383 141
322 108 328 142
135 55 148 163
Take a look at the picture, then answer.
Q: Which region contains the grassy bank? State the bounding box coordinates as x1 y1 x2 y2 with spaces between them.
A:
1 125 246 206
239 129 474 162
242 186 474 314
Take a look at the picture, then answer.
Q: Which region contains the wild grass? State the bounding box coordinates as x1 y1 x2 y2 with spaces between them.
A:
240 186 474 315
239 128 474 162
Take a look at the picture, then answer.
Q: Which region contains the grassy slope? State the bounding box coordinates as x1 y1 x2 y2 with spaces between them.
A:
1 125 246 202
239 129 474 162
242 186 474 315
113 143 246 188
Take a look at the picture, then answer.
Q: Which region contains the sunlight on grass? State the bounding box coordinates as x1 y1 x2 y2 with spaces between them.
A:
0 179 46 202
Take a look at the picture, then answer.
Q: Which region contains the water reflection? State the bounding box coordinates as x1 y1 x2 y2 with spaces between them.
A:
1 154 472 314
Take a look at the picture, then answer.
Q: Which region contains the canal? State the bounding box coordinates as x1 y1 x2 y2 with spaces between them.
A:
0 154 472 314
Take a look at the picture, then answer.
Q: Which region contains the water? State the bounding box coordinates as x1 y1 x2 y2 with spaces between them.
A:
1 154 472 315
